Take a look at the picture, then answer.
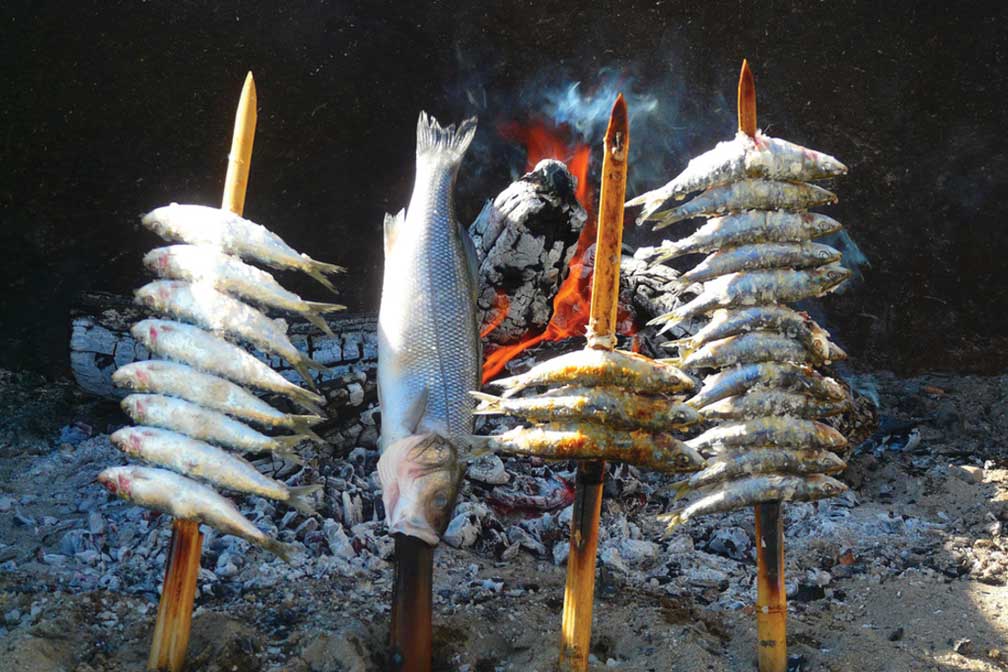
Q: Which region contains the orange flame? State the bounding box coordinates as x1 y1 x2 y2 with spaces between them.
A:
482 121 597 384
480 291 511 339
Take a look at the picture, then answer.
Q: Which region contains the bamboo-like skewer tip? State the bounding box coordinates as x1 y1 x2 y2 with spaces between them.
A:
737 59 757 138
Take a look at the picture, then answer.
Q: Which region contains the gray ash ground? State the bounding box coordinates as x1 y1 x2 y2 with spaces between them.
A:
1 368 1007 671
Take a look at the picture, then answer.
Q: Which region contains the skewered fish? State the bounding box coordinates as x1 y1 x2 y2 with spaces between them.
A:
699 390 851 421
469 423 704 473
121 394 308 464
685 362 847 409
144 245 345 335
142 203 346 294
667 242 841 289
111 426 320 514
471 386 699 432
684 417 848 454
664 331 830 370
664 306 831 360
97 465 298 562
674 448 846 495
131 319 325 414
489 348 696 398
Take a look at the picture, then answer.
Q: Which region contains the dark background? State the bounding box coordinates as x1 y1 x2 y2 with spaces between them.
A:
2 1 1006 378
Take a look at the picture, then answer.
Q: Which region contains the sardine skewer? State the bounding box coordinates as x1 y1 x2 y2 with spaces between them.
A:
685 362 848 409
666 242 841 290
672 448 846 497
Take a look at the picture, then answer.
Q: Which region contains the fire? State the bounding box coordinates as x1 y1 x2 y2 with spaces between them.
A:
481 120 598 384
479 291 511 339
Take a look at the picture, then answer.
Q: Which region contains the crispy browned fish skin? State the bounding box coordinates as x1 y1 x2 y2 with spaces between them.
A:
686 362 847 409
664 306 832 361
684 417 848 454
699 390 851 421
674 448 846 495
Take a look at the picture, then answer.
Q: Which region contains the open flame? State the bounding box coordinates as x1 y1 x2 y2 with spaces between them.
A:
481 121 596 383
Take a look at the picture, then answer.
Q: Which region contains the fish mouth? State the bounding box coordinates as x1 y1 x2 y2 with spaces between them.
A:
387 513 440 546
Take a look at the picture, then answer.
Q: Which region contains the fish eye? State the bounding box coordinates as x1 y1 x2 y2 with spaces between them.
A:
432 492 449 510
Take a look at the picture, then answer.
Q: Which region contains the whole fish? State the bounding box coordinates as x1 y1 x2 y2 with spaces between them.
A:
131 319 325 414
121 394 308 464
471 386 699 432
469 423 704 473
674 449 846 496
97 465 297 562
699 390 851 421
141 203 346 294
659 474 848 528
377 113 480 544
489 348 696 397
649 264 851 325
626 131 847 221
649 179 837 230
664 306 831 361
664 331 824 371
134 280 327 390
111 426 321 514
684 417 848 454
667 242 841 289
685 362 847 409
377 433 465 545
143 245 345 335
112 360 324 441
641 210 843 264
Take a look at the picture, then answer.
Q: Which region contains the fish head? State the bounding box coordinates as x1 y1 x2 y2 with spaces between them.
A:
818 263 852 292
120 395 148 422
109 428 144 457
817 476 848 498
814 243 843 264
377 433 464 545
806 213 842 237
97 467 132 498
142 248 170 275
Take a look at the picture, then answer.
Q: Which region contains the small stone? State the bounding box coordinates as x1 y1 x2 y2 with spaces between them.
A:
281 510 298 528
949 464 983 484
295 517 319 537
619 539 658 567
888 627 904 642
0 497 13 513
4 608 21 625
954 638 972 655
88 511 106 535
600 546 628 573
323 519 356 559
443 513 480 549
466 455 510 485
706 526 752 561
347 382 365 407
553 542 569 566
42 553 68 565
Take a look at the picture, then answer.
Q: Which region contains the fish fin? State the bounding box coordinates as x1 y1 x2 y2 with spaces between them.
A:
303 300 347 314
404 388 430 434
301 265 342 296
302 356 330 373
469 391 503 415
648 245 683 265
302 255 347 277
287 484 323 516
671 481 690 500
656 356 684 367
416 112 478 165
290 360 320 392
261 537 299 564
288 391 326 417
383 209 406 257
271 435 308 464
656 510 686 533
646 310 680 328
303 312 336 336
662 337 693 352
649 210 678 231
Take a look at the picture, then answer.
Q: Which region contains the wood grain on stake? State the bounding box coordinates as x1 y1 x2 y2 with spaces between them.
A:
558 94 628 672
738 59 789 672
147 71 257 672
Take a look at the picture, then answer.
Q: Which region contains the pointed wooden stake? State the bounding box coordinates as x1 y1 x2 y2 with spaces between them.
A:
389 535 434 672
147 71 257 672
558 94 629 672
738 58 787 672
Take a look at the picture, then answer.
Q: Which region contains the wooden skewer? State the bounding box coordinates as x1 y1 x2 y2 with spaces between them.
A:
146 71 257 672
389 535 433 672
558 94 629 672
738 59 789 672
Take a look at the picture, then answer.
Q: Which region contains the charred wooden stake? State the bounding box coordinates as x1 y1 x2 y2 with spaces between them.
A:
389 535 434 672
738 58 788 672
146 71 257 672
558 94 628 672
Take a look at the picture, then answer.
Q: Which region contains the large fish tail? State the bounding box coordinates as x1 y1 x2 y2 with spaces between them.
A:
261 537 299 564
286 484 323 516
416 112 477 166
469 391 504 415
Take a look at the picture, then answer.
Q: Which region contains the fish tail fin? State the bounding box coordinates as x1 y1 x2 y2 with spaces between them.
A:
303 300 346 337
464 435 498 458
287 484 323 516
285 414 325 441
469 391 503 414
302 356 330 373
649 208 683 231
271 435 308 464
302 312 335 337
650 245 684 265
671 481 690 500
290 361 320 393
662 337 692 352
262 537 299 564
301 265 342 296
302 255 347 277
647 310 682 329
656 356 684 367
657 510 686 534
416 112 478 166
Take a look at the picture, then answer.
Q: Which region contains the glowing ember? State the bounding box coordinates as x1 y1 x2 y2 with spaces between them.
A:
482 121 597 384
480 291 511 339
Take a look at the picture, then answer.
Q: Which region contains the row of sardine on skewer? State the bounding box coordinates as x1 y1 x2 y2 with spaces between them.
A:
626 127 854 528
97 204 345 562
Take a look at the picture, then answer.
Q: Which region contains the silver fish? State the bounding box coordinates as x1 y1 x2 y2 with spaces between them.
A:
675 449 846 495
377 113 480 544
121 394 308 464
650 264 851 325
469 423 705 473
111 426 321 514
668 242 841 289
626 131 847 221
664 331 823 371
489 348 696 397
131 319 325 414
684 417 848 454
143 245 345 335
660 474 848 528
134 280 327 390
112 360 324 441
471 386 699 432
649 179 838 230
141 203 345 294
664 306 831 361
685 362 847 409
699 390 851 421
641 210 843 264
97 465 297 562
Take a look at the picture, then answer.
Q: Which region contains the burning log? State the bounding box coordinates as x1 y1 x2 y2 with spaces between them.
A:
470 159 587 345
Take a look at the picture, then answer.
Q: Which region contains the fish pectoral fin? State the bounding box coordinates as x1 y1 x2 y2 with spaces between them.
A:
403 387 430 435
382 209 406 257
